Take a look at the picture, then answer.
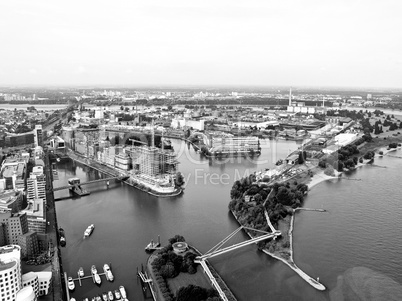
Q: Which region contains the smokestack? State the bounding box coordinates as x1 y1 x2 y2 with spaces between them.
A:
289 87 292 106
151 119 155 148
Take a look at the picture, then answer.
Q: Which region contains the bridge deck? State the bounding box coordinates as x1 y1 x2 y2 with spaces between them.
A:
53 176 127 191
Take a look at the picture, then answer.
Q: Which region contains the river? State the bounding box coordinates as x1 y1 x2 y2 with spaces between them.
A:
54 139 402 301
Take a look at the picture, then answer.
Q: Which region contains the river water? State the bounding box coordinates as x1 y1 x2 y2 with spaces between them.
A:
54 139 402 301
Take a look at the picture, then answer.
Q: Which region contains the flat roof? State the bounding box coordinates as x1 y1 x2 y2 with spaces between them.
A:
0 260 16 271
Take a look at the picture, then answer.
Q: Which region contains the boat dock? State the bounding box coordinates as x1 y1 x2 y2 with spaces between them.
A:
137 266 157 301
66 264 114 288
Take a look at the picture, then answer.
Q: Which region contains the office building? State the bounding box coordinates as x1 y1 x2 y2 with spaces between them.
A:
0 245 22 301
33 125 42 148
6 213 28 245
17 232 39 259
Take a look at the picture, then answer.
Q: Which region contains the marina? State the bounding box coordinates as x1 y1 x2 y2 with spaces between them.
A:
65 264 125 301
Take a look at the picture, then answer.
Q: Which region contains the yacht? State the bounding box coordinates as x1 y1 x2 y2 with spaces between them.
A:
78 267 84 277
108 291 114 301
91 265 101 285
114 289 121 300
67 277 75 290
84 224 95 238
103 263 114 281
101 292 108 301
119 286 127 299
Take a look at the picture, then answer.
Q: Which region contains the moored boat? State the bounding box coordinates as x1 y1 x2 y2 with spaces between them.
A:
114 289 121 300
59 227 66 247
101 292 108 301
108 291 114 301
119 286 127 299
103 263 114 281
91 265 101 285
67 277 75 290
78 267 84 277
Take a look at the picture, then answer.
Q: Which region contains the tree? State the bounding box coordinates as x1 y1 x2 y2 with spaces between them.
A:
168 235 185 245
160 263 175 278
324 165 335 176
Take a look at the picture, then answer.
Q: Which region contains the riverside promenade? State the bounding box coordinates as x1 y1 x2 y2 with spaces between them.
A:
44 151 65 301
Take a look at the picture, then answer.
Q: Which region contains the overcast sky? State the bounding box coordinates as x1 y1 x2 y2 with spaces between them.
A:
0 0 401 88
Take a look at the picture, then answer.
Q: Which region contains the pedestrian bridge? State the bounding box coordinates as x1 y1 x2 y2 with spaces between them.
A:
194 226 281 301
195 226 281 261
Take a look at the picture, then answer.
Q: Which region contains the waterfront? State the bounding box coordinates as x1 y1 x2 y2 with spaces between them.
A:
54 139 402 301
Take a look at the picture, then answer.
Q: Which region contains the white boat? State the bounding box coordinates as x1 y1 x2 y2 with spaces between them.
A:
91 265 101 285
119 286 127 299
102 292 108 301
78 267 84 277
84 224 95 238
67 277 75 290
83 298 89 301
108 291 114 301
103 263 114 281
114 289 121 300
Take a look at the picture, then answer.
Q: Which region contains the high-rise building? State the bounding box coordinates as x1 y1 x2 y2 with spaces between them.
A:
26 175 46 204
17 232 39 259
131 146 178 177
6 213 29 245
0 245 51 299
0 245 22 301
33 125 43 148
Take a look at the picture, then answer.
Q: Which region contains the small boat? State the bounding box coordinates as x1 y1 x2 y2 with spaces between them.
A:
78 267 84 277
59 228 66 247
84 224 95 238
145 235 161 252
108 291 114 301
91 265 101 285
67 277 75 290
119 286 127 299
70 298 76 301
83 298 89 301
114 289 121 300
103 263 114 281
102 292 108 301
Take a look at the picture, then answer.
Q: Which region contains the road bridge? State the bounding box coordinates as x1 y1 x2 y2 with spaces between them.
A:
52 175 129 192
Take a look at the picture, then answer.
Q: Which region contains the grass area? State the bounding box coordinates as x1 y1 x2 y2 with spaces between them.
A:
167 269 214 295
359 136 402 155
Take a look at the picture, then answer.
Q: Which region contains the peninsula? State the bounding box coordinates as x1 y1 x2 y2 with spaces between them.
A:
229 108 402 290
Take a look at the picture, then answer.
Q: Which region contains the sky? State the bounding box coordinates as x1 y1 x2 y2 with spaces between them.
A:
0 0 401 88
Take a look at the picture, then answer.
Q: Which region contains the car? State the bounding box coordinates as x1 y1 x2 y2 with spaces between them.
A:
67 277 75 290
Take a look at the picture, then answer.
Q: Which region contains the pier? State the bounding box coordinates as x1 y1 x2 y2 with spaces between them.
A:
137 267 157 301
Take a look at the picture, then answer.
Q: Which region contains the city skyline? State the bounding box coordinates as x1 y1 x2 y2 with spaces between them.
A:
1 0 401 88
